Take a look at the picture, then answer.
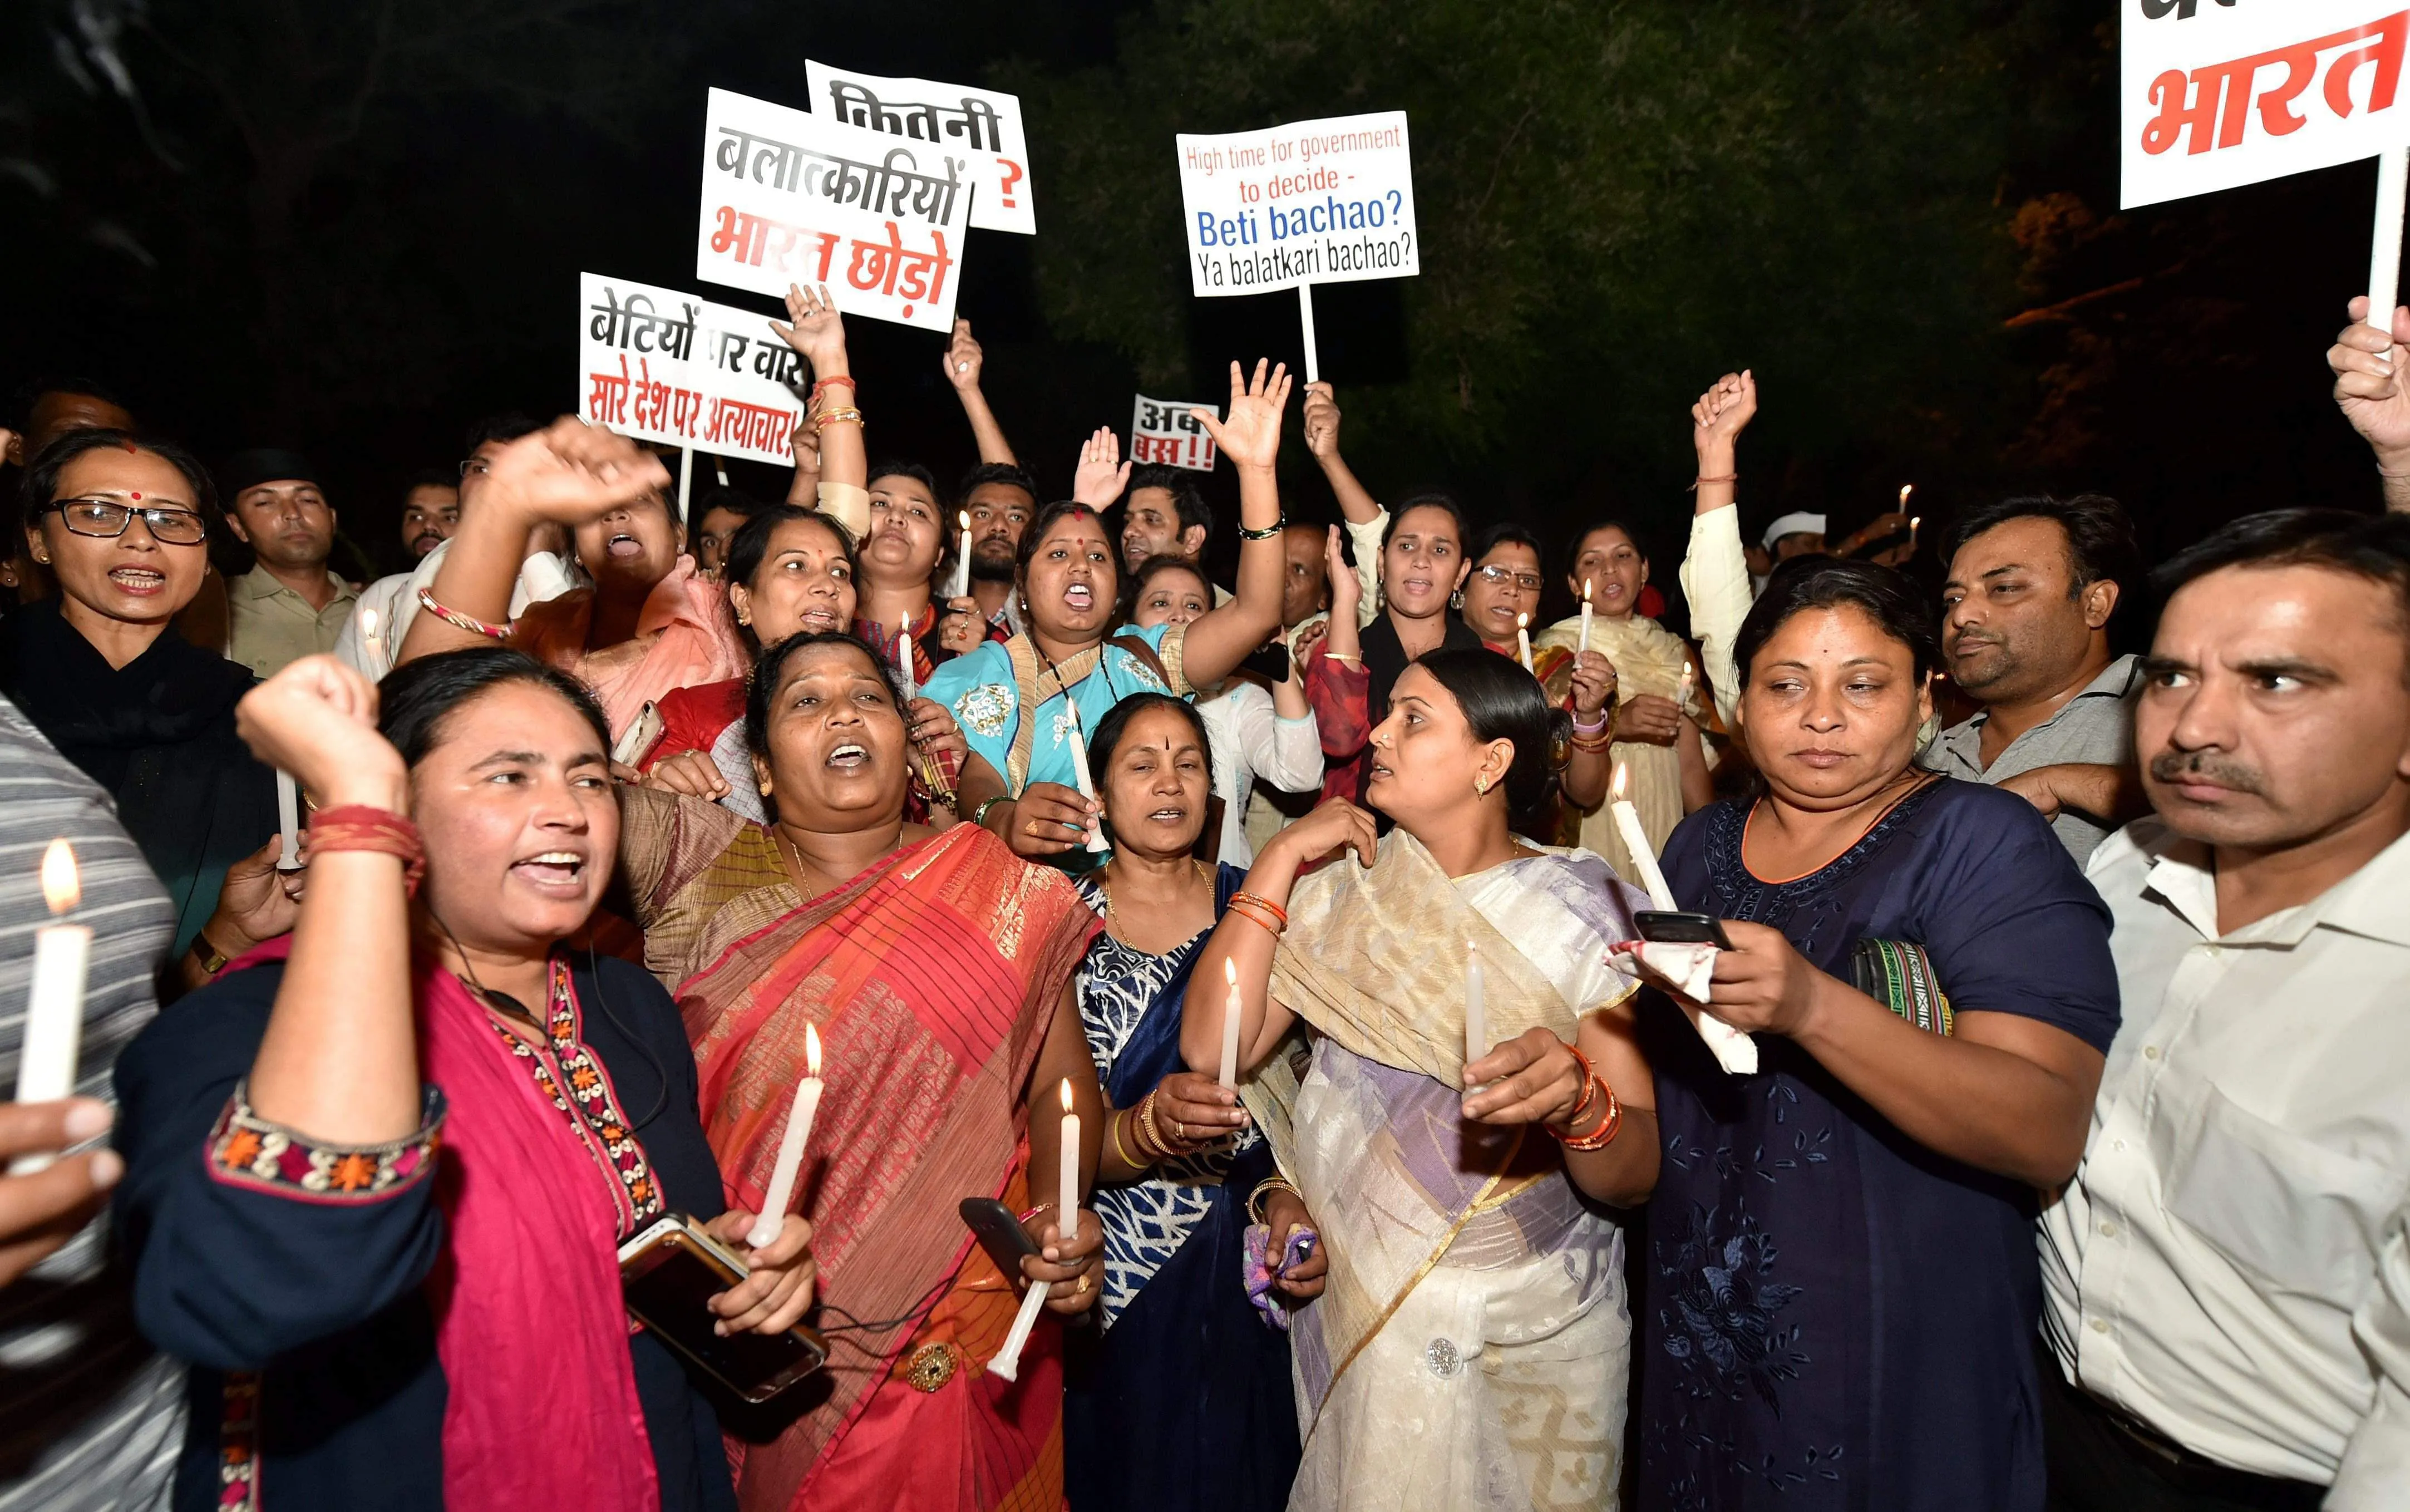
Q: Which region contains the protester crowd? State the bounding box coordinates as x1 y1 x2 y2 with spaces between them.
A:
0 283 2400 1512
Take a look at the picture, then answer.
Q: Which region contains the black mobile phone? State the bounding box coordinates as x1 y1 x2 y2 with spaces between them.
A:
1633 910 1734 949
1240 642 1295 685
619 1215 827 1403
959 1196 1044 1279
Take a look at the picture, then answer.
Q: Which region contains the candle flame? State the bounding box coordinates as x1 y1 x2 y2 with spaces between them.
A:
360 605 379 638
804 1021 822 1077
1517 611 1529 629
1583 579 1593 604
1224 957 1237 986
1910 516 1921 530
1058 1077 1075 1113
1611 764 1629 801
40 840 78 915
958 509 970 529
1899 484 1914 508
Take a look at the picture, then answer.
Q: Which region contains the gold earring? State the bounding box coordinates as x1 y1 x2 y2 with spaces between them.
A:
1474 775 1491 796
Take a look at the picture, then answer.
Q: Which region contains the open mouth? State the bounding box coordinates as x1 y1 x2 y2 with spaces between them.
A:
1146 805 1187 824
108 566 166 594
605 531 645 560
1062 582 1096 612
798 608 841 633
510 850 588 892
1400 577 1432 597
826 742 869 770
1368 760 1394 784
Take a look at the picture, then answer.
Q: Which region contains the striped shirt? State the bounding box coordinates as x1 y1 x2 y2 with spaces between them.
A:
0 695 182 1512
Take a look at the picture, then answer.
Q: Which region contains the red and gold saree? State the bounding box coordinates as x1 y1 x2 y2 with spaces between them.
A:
676 821 1100 1512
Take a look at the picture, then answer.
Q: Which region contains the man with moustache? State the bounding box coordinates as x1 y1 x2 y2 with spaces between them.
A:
946 461 1038 645
220 449 358 679
1920 494 2145 863
2039 509 2410 1511
397 470 459 562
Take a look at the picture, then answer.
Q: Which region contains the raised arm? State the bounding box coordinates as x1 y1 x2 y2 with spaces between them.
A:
1303 382 1384 623
395 419 668 664
771 284 866 539
1177 361 1292 686
944 319 1018 466
2328 295 2410 513
1182 800 1376 1075
1677 370 1757 725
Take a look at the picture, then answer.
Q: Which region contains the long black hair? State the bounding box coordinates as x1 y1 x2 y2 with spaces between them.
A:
1411 647 1571 830
376 647 610 765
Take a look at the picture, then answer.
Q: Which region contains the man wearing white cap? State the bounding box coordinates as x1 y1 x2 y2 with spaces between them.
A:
1747 510 1827 595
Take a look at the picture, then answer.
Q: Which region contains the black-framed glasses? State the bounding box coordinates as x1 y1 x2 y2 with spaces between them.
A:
47 498 208 545
1474 564 1544 593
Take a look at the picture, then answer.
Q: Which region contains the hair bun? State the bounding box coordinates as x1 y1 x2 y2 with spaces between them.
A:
1544 707 1576 775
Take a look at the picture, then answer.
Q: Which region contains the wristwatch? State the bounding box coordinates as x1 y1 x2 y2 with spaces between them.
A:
189 931 235 979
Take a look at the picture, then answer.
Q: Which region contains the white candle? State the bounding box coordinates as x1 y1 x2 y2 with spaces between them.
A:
359 604 385 674
1056 1077 1080 1234
1061 696 1111 852
746 1023 824 1248
1465 938 1486 1075
1577 579 1593 657
951 510 973 599
1609 765 1677 909
1516 612 1533 672
13 842 90 1174
1218 957 1243 1089
275 770 302 871
1909 516 1921 554
988 1272 1053 1383
896 624 918 703
1677 661 1696 716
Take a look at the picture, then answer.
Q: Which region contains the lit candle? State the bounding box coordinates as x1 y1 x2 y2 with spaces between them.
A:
1909 516 1921 554
359 604 385 673
1516 612 1533 672
1061 696 1111 853
1677 661 1696 716
1218 957 1243 1089
746 1023 824 1248
1056 1077 1080 1233
1577 579 1594 656
12 842 90 1175
951 510 973 598
896 623 918 703
1609 765 1677 910
1464 938 1486 1078
275 770 302 871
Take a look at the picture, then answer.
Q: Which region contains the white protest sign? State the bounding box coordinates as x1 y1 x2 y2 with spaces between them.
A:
1130 395 1220 472
2122 2 2410 208
579 272 804 466
1176 111 1417 297
696 87 970 333
805 61 1032 236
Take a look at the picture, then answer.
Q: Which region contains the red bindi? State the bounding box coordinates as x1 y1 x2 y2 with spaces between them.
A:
129 491 142 500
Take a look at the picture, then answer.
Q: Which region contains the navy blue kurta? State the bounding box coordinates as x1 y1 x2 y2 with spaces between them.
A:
1635 779 2119 1512
114 952 741 1512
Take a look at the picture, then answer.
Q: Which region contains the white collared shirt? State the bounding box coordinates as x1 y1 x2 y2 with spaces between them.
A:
2039 818 2410 1493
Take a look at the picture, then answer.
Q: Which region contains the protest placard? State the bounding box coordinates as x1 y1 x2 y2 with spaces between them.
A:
805 61 1032 237
579 272 804 466
696 87 970 333
2122 3 2410 334
1175 110 1417 380
1130 395 1220 471
2123 2 2409 208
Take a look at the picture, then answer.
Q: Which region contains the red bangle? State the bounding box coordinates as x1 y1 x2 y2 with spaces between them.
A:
808 376 857 408
415 587 510 642
308 805 426 896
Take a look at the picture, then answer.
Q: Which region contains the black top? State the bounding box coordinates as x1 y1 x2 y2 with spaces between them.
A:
114 951 741 1512
0 599 274 956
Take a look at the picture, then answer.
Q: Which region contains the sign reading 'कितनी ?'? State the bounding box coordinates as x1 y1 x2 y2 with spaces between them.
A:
2122 0 2410 208
1176 111 1418 296
1129 395 1221 471
804 61 1034 237
696 87 973 333
579 272 806 465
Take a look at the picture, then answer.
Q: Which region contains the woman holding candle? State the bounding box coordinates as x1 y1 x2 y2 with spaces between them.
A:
1621 558 2118 1511
1458 522 1546 659
0 429 277 956
620 627 1107 1512
113 642 820 1511
1534 518 1714 874
1125 555 1323 866
1057 691 1313 1512
1186 647 1659 1510
925 362 1292 863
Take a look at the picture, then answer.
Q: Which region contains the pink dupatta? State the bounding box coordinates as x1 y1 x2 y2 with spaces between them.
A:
514 555 748 739
230 937 662 1511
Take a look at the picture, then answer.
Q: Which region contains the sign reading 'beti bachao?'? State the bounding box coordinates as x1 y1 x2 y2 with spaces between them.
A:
1176 111 1418 296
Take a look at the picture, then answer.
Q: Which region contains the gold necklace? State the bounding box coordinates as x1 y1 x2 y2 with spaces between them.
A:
1097 856 1213 933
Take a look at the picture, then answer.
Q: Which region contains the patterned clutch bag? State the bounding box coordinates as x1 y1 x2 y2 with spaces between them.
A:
1850 939 1953 1036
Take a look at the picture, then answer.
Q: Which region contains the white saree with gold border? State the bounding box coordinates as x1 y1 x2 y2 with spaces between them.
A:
1248 830 1649 1511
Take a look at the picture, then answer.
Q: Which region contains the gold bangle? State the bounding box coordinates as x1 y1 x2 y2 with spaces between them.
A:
814 406 864 427
1135 1092 1167 1159
1247 1176 1300 1226
1107 1108 1146 1170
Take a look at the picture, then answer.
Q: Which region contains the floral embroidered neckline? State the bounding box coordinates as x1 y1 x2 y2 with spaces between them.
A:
487 957 664 1240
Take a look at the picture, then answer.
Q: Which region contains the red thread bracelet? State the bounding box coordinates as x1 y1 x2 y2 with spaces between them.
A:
307 805 427 895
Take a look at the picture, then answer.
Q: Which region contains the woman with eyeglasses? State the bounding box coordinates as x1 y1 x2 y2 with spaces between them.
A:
0 429 277 954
